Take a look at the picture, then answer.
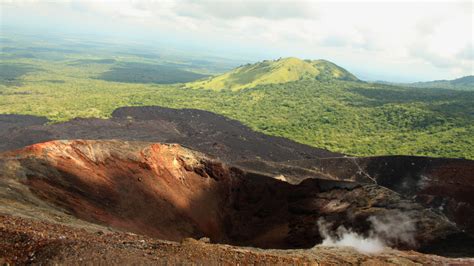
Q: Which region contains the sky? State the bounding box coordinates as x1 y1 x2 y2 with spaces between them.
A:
1 0 473 82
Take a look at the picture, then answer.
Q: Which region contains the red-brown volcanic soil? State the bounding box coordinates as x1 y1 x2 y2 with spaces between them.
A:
1 140 473 260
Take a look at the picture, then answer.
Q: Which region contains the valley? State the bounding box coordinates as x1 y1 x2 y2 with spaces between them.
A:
1 36 473 159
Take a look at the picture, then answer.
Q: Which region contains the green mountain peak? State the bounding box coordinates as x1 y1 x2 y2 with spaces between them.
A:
186 57 358 91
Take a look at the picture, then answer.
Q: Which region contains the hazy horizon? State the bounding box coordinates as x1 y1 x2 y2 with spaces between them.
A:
1 0 473 82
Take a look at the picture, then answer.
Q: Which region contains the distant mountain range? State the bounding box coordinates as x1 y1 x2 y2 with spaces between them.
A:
376 75 474 90
185 57 358 90
408 75 473 90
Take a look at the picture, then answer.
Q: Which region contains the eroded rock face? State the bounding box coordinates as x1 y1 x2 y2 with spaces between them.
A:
260 156 474 238
0 140 472 257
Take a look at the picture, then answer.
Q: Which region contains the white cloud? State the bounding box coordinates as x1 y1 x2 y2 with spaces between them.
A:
2 0 473 81
173 0 317 20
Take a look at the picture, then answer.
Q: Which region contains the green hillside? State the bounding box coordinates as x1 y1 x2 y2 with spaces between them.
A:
186 57 358 91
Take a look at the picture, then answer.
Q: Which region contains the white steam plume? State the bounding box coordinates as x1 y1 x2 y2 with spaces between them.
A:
317 211 416 254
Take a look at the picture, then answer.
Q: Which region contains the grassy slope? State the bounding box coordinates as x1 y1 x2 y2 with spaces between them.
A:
186 57 358 91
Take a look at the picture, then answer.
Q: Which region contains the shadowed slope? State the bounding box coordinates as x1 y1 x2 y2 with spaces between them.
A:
236 156 474 238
